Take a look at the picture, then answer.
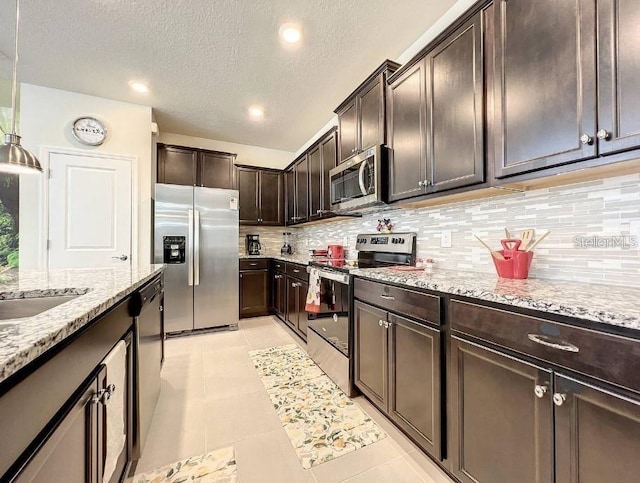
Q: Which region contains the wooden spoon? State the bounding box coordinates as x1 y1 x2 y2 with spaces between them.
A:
519 229 535 250
526 230 550 252
474 234 505 260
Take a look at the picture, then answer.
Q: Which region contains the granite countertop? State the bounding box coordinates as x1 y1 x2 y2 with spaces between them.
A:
239 253 312 265
351 267 640 333
0 264 164 384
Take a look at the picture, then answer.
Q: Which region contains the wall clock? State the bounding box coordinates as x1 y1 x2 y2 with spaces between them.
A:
71 116 107 146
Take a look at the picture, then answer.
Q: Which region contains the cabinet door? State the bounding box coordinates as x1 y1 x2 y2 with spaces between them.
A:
359 79 383 151
157 145 198 186
338 100 358 162
427 13 484 192
320 131 337 213
354 301 388 411
296 281 309 338
388 314 441 460
285 169 295 225
274 273 286 318
199 152 236 189
388 61 428 202
554 374 640 483
259 171 284 225
449 336 553 483
294 156 309 223
286 277 298 331
237 168 259 224
16 378 98 483
597 0 640 155
493 0 597 178
239 270 268 317
308 145 322 219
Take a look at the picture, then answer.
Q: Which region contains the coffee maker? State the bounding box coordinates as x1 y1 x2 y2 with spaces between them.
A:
246 234 261 255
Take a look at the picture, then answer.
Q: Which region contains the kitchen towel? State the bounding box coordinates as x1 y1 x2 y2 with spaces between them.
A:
305 267 321 313
102 340 127 483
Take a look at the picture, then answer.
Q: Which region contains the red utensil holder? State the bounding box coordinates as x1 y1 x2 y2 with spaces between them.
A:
492 249 534 279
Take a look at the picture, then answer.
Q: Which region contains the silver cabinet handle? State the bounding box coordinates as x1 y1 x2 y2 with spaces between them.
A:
553 393 567 406
111 255 128 261
418 180 424 187
380 294 395 301
527 334 579 353
424 179 430 186
293 269 300 273
580 134 594 145
194 209 200 286
250 263 258 266
383 321 391 329
378 320 384 327
597 129 610 141
534 384 548 399
188 209 194 286
92 384 116 405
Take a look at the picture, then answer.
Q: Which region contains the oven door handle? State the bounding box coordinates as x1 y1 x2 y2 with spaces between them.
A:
358 160 368 196
318 270 350 285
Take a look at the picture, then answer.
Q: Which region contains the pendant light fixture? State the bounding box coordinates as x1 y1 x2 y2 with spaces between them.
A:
0 0 42 174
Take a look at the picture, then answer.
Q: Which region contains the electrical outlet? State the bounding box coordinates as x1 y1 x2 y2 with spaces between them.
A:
441 230 452 248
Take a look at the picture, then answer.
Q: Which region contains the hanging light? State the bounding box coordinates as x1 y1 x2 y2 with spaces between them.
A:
0 0 42 174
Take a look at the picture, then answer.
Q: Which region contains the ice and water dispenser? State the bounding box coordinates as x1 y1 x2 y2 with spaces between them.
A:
163 236 186 264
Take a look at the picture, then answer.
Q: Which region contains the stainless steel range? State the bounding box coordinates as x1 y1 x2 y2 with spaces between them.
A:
306 232 417 397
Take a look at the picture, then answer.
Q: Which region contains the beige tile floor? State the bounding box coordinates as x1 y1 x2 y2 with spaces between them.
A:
128 316 454 483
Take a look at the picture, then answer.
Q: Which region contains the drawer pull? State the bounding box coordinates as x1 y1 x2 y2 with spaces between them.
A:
553 393 567 407
293 269 300 273
250 263 258 266
534 384 548 399
379 320 384 327
528 334 579 353
380 294 395 301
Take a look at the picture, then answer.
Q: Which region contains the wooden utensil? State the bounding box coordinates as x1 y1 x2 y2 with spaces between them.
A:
519 229 535 250
474 234 505 260
526 230 550 252
504 227 511 238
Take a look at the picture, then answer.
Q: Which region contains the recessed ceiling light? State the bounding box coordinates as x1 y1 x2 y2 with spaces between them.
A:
279 23 302 44
248 106 264 120
128 80 149 94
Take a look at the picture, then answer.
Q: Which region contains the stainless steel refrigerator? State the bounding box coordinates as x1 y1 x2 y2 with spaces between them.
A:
154 184 239 334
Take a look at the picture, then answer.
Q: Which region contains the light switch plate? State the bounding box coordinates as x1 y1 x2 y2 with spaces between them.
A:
441 230 452 248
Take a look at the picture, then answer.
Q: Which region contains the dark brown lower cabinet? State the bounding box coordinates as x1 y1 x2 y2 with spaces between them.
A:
285 276 308 340
239 269 269 318
449 336 553 483
354 301 443 460
271 271 286 319
554 373 640 483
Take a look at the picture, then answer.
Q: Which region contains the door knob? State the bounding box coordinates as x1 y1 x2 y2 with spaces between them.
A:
553 393 567 406
112 255 128 261
597 129 611 141
580 134 594 145
534 384 548 398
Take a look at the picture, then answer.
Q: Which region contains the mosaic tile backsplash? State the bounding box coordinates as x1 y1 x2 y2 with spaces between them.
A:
240 173 640 287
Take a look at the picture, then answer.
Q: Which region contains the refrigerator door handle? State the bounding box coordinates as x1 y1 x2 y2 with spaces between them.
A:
194 209 201 286
188 209 194 286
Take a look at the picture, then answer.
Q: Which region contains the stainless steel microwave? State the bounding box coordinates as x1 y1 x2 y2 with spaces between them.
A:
329 145 387 212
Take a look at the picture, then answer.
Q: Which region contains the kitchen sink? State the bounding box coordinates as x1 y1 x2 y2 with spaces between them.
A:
0 295 80 321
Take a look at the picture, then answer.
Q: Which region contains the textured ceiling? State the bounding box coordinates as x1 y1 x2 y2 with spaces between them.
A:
0 0 456 151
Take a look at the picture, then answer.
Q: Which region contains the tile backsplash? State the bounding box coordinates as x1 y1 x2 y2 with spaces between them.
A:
241 173 640 287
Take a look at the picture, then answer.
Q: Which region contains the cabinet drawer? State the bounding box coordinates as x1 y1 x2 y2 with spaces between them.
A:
272 260 286 272
450 299 640 394
354 278 441 326
286 263 309 281
239 259 269 271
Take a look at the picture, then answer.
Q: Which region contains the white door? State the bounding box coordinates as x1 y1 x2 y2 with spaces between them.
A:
48 152 132 268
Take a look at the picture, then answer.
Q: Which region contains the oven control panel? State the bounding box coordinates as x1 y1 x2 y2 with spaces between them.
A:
355 233 417 254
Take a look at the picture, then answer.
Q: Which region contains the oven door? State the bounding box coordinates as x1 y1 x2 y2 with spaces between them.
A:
329 145 385 212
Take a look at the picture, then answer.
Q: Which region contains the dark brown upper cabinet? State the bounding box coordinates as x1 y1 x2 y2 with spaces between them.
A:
285 169 295 225
237 167 284 226
493 0 597 178
596 0 640 156
294 155 309 223
335 60 400 164
388 13 485 203
309 128 338 221
157 144 237 189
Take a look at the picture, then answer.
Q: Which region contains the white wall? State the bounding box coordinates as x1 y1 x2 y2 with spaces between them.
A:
19 83 153 268
158 132 295 169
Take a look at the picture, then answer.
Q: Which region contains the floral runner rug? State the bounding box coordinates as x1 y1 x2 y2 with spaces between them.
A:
134 446 237 482
249 344 386 469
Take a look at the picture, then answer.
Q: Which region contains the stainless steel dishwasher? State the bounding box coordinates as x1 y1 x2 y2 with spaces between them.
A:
128 275 164 459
